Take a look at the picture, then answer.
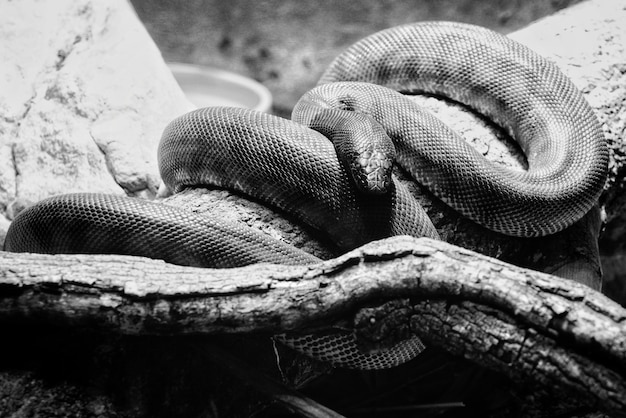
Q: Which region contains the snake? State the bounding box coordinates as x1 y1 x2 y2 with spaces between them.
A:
4 22 608 370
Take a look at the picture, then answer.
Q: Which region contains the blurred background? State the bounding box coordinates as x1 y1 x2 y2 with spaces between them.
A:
129 0 582 117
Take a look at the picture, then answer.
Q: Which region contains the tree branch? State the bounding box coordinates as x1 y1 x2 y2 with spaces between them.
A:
2 236 625 415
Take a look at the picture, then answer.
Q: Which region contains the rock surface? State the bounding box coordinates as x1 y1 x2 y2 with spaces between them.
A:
0 0 192 244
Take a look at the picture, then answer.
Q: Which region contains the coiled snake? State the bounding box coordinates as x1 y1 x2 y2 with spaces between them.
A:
4 22 608 369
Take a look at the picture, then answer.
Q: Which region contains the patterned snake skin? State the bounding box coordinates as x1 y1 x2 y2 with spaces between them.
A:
4 22 608 369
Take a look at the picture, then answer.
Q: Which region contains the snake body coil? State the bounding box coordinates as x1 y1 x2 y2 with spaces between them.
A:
4 22 608 369
303 22 608 236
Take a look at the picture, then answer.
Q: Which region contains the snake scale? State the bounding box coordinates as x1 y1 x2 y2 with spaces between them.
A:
4 22 608 369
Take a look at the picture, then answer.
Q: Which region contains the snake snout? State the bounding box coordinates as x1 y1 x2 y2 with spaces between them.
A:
332 120 396 195
344 115 396 195
351 147 394 195
294 84 397 195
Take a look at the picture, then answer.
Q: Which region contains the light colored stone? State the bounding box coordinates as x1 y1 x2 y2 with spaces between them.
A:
0 0 193 233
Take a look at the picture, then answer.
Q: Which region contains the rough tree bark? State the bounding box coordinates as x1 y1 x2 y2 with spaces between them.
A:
1 237 625 416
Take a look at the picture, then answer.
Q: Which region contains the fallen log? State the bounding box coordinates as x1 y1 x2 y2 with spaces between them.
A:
2 236 625 415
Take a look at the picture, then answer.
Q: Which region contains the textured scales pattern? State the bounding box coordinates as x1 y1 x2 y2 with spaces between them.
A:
274 333 426 370
316 21 608 236
291 94 397 194
4 22 609 369
159 106 439 249
4 193 318 268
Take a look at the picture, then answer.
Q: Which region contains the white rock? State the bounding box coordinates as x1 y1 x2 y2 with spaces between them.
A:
0 0 193 232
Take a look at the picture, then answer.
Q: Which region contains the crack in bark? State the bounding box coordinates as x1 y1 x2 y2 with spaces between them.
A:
1 237 625 414
407 299 626 412
9 144 19 200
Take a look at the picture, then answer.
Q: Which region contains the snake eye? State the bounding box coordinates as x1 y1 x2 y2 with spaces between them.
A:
338 96 356 111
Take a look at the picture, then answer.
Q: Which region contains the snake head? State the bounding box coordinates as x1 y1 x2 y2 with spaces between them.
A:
350 147 394 194
334 115 396 195
293 88 397 195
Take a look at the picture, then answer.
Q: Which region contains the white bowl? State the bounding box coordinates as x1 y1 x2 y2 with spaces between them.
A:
168 62 272 113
